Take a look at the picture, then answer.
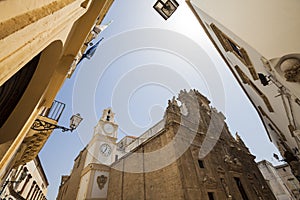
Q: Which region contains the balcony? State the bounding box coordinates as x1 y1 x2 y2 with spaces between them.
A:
13 101 69 167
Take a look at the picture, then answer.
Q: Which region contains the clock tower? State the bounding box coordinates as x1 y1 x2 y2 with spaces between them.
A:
94 108 118 139
77 108 118 200
85 108 118 166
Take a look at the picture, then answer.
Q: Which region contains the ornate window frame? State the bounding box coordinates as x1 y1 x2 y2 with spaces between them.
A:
210 23 258 80
235 65 274 112
258 106 287 141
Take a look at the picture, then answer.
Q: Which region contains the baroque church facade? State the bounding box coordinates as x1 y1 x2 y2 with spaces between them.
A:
57 89 276 200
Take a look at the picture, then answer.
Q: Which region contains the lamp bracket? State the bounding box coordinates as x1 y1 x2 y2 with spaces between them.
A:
31 119 71 132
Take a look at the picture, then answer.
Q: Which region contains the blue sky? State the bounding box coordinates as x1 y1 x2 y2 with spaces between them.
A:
39 0 281 199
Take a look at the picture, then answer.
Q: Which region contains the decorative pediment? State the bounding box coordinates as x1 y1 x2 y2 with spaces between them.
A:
224 155 243 172
97 175 108 190
203 175 217 189
233 158 242 166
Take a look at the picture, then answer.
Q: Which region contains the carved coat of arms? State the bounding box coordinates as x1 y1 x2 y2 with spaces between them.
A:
97 175 108 190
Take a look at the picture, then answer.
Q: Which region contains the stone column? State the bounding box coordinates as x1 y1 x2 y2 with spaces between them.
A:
37 190 43 200
31 185 39 200
26 181 35 200
19 174 32 195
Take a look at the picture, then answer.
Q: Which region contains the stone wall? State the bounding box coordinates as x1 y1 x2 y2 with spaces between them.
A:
56 147 88 200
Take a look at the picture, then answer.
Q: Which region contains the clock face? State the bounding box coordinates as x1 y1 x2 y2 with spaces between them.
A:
103 123 114 134
100 143 112 157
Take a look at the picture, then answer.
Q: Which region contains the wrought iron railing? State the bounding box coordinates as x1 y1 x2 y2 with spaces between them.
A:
40 100 65 122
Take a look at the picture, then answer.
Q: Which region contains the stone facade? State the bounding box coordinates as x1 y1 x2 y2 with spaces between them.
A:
56 148 88 200
107 89 276 200
57 89 276 200
258 160 300 200
0 156 48 200
186 0 300 181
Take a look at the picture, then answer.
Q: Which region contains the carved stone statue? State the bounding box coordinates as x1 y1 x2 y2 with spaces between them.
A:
233 158 242 166
221 178 232 199
224 155 233 164
280 58 300 82
251 183 263 200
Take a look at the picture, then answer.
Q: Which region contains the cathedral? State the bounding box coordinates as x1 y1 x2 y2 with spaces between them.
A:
57 89 276 200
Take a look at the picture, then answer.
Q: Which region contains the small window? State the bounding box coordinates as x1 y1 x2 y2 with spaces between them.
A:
227 39 243 59
268 124 275 131
198 160 205 168
210 23 258 80
253 173 258 179
208 192 215 200
115 155 118 161
234 177 249 200
235 65 274 112
282 168 286 172
260 106 287 142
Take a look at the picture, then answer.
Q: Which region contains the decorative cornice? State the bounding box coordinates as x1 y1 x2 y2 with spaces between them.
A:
0 0 77 40
81 163 110 177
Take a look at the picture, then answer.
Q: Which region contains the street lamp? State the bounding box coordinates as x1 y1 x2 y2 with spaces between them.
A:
153 0 179 20
69 113 83 131
31 113 83 132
